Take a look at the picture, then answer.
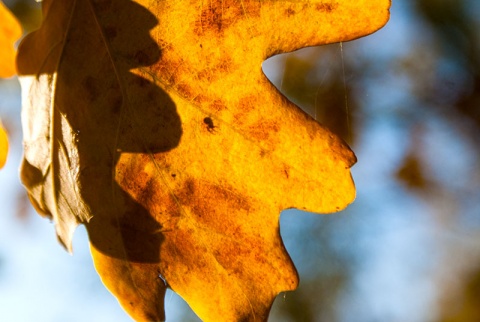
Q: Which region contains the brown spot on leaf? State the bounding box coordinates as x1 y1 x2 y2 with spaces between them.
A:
183 178 196 197
316 3 338 12
238 95 255 112
247 120 280 141
283 165 290 179
152 59 182 87
177 179 251 233
209 99 227 112
135 175 158 207
197 5 223 34
194 0 261 36
235 95 256 125
285 8 295 16
175 83 195 100
197 55 234 82
192 94 209 105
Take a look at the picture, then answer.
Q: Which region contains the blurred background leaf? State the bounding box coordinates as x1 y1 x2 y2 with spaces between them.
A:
0 119 8 169
0 0 22 78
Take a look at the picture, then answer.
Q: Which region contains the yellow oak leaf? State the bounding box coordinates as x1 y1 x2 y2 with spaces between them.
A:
0 119 7 169
0 0 22 78
17 0 390 320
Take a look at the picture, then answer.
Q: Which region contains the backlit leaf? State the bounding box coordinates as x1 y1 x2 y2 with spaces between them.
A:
17 0 390 320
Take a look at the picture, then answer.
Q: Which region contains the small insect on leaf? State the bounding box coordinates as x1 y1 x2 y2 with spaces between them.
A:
203 117 216 132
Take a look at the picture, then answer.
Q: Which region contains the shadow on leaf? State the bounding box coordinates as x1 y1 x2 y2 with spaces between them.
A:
17 0 181 264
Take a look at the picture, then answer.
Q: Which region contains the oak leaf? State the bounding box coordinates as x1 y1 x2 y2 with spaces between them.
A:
0 0 22 78
17 0 390 320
